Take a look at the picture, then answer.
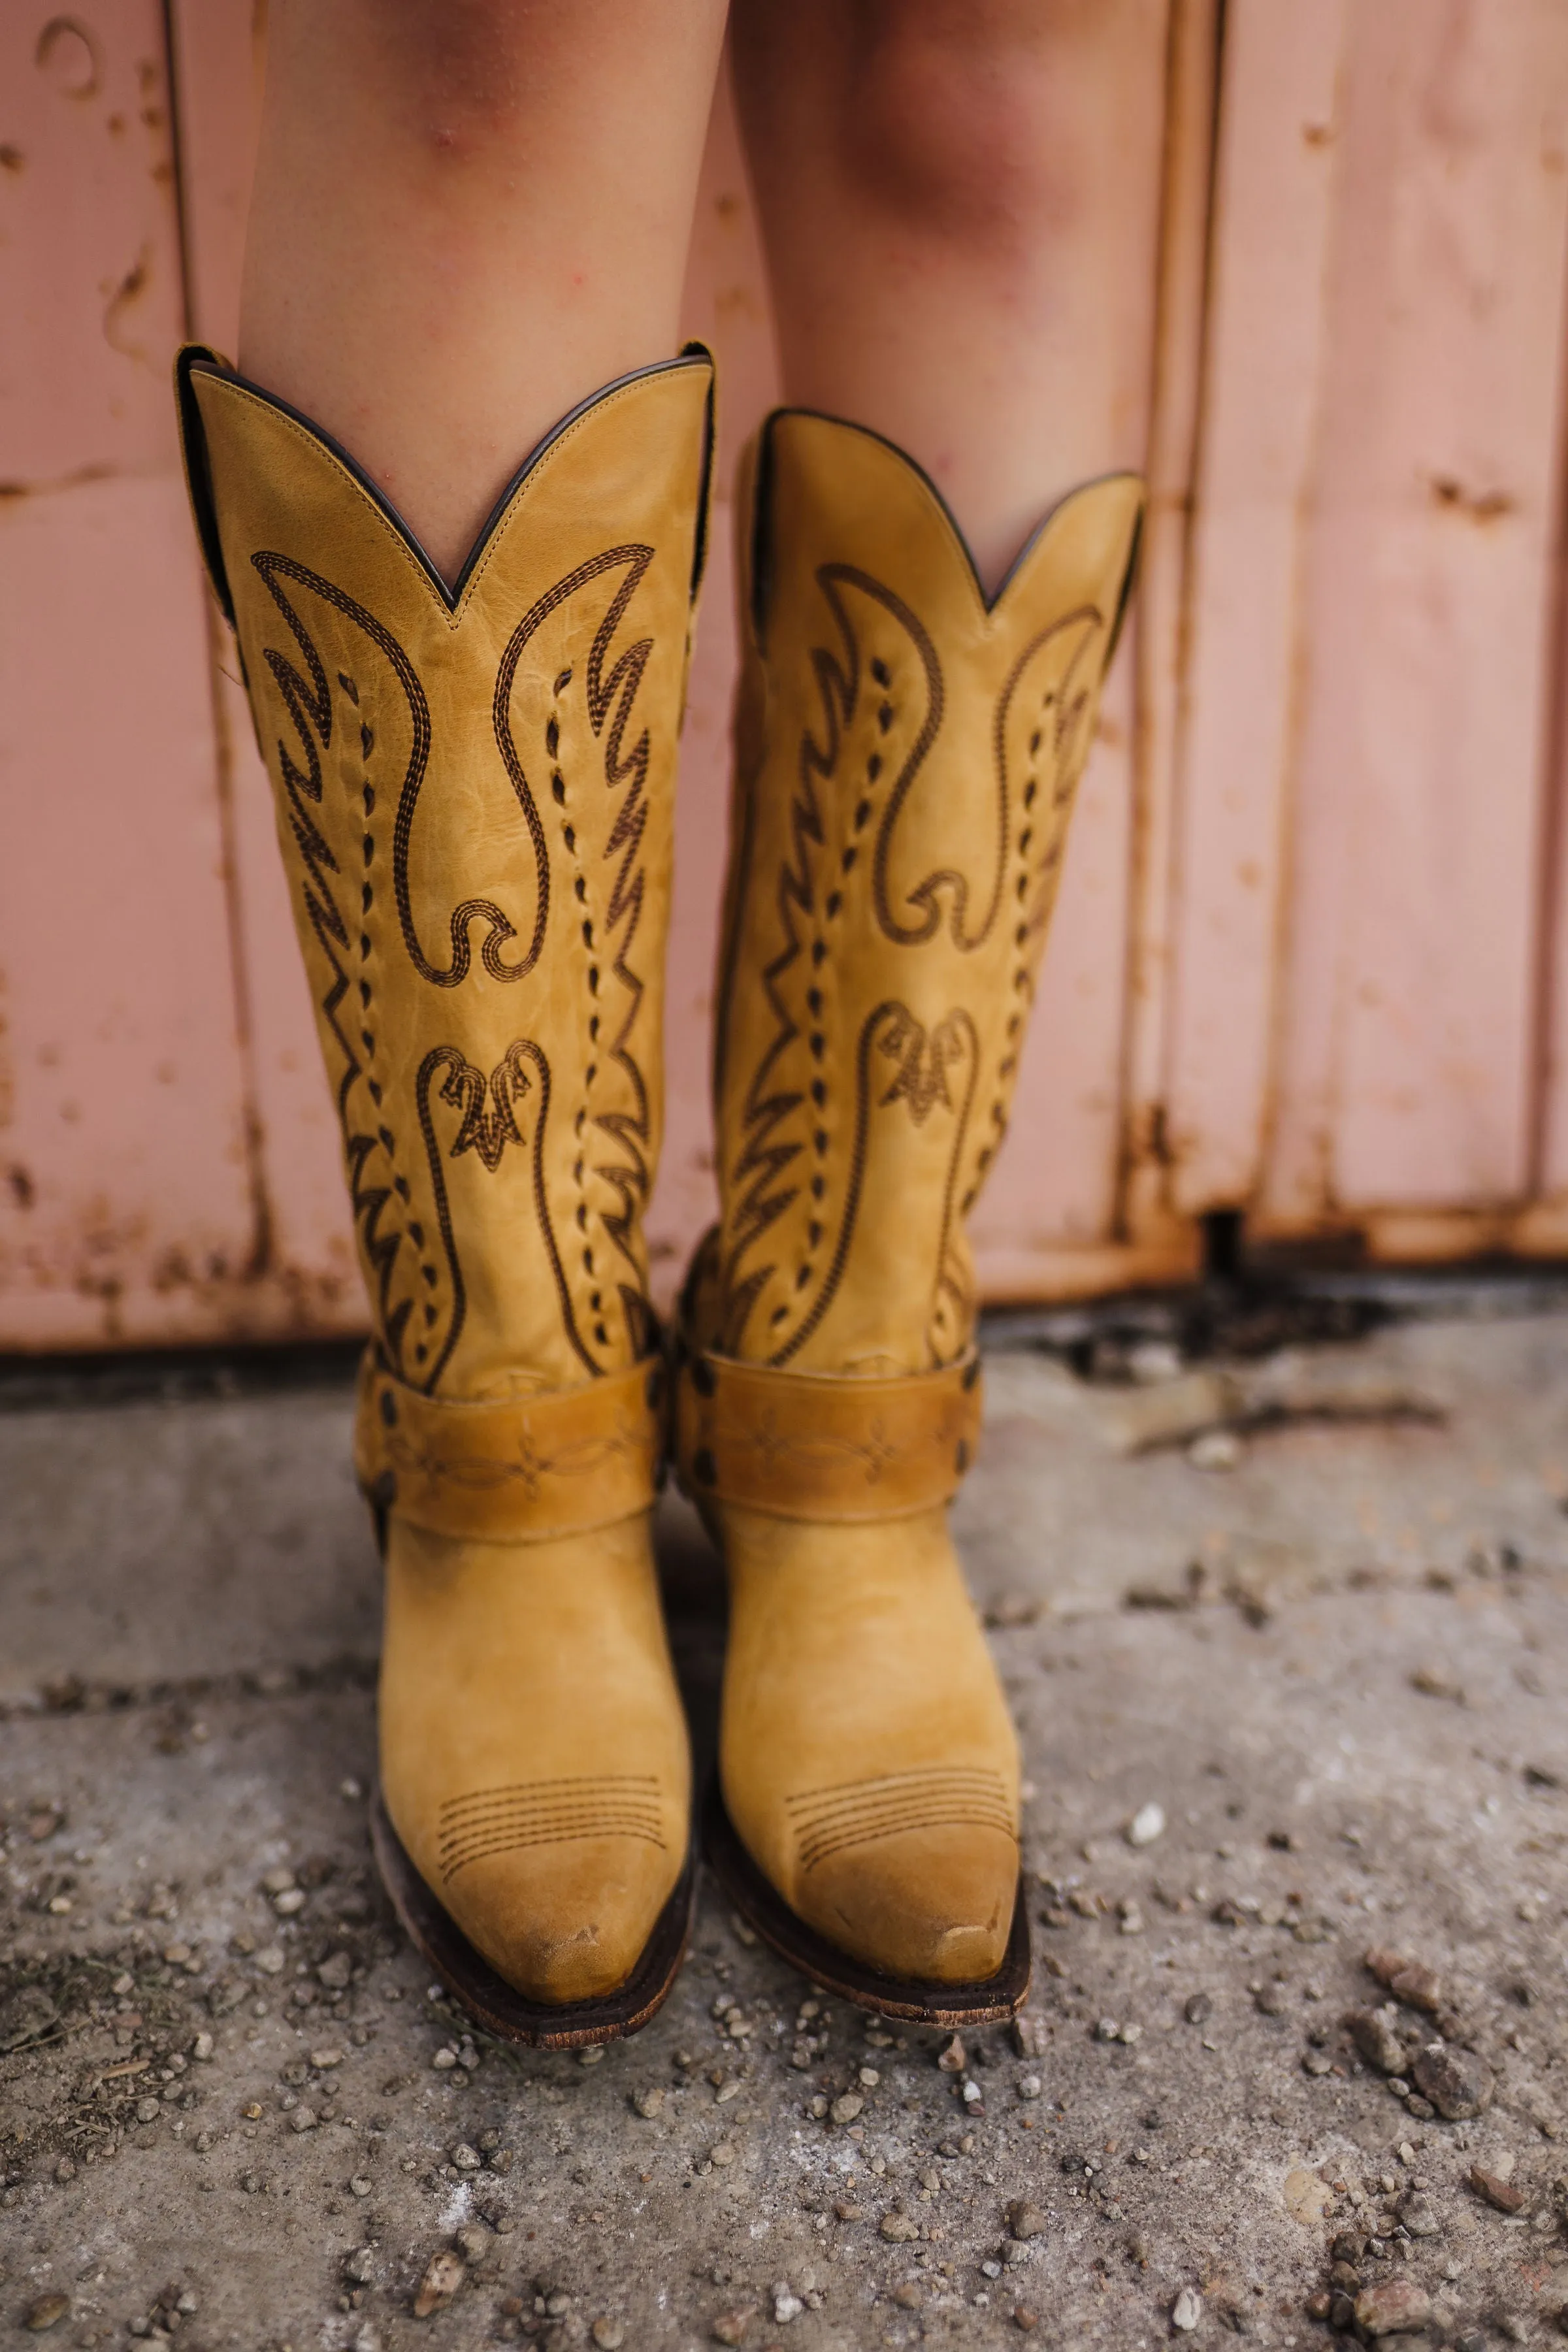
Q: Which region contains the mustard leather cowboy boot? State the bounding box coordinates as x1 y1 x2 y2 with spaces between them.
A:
178 345 714 2042
678 412 1142 2021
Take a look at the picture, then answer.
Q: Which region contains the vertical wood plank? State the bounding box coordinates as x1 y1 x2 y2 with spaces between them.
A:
0 0 261 1347
970 0 1175 1293
1262 0 1568 1227
1120 0 1220 1258
1530 244 1568 1225
1160 0 1351 1218
166 0 263 360
167 0 365 1331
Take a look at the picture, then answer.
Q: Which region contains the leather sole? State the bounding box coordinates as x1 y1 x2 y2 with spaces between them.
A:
370 1786 696 2048
702 1780 1031 2027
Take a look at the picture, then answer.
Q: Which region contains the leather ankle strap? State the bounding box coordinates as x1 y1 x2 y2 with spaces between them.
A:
354 1354 665 1543
674 1346 982 1523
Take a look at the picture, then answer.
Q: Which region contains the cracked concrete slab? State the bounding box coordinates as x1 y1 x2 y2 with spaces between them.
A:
1 1313 1566 2350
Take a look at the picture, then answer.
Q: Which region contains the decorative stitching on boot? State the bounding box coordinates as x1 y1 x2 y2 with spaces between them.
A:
493 546 662 1367
355 1354 664 1541
785 1767 1015 1873
674 1347 980 1522
197 358 711 1404
436 1776 666 1883
249 551 465 1392
706 423 1143 1377
963 605 1107 1218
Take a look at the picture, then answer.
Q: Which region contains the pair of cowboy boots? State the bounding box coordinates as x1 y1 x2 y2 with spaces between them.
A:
178 342 1141 2042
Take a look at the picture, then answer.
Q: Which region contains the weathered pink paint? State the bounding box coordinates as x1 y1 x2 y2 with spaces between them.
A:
1121 0 1220 1276
6 2 1568 1350
0 1 261 1346
1161 0 1351 1220
167 0 363 1333
1261 0 1568 1234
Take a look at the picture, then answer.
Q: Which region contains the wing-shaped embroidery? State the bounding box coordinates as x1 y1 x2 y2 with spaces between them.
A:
493 546 662 1365
251 551 463 1390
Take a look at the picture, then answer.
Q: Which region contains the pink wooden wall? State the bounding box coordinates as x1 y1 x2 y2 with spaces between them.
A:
5 0 1568 1351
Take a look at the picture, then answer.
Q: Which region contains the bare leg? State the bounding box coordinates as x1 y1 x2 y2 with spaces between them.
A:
730 0 1166 591
241 0 728 583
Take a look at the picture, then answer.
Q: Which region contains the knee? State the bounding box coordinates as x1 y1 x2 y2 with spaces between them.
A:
844 0 1108 243
372 0 536 155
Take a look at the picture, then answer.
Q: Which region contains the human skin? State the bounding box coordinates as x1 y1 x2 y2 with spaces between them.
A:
730 0 1167 593
240 0 1164 593
239 0 729 583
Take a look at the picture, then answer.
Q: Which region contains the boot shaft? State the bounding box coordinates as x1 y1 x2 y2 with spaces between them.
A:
708 411 1143 1376
179 350 714 1400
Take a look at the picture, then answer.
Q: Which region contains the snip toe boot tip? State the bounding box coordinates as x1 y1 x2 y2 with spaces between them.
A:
372 1789 695 2047
702 1783 1030 2027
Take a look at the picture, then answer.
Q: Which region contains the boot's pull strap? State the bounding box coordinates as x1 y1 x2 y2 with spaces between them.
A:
674 1348 982 1524
355 1356 665 1543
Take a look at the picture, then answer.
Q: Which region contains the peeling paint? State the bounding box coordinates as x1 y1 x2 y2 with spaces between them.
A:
1429 474 1516 523
101 242 153 361
35 15 103 101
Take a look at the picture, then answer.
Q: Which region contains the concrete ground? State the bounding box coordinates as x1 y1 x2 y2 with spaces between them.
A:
2 1291 1567 2351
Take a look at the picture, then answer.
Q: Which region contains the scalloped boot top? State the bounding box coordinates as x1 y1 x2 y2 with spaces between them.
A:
178 345 715 2040
681 410 1145 2016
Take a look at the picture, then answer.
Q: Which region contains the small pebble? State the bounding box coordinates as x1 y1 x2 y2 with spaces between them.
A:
1410 1664 1463 1702
830 2093 864 2126
772 2284 803 2325
1365 1946 1443 2014
1470 2163 1527 2213
1397 2193 1440 2237
1171 2286 1203 2332
1013 2309 1039 2335
1354 2279 1431 2337
1188 1429 1243 1471
25 2298 69 2333
412 2250 465 2319
350 2178 372 2198
710 2316 751 2347
451 2144 482 2172
633 2087 665 2120
590 2321 625 2350
880 2212 919 2243
1411 2044 1493 2119
937 2034 966 2073
1126 1802 1166 1848
1184 1993 1213 2026
1007 2200 1047 2240
1349 2010 1407 2076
